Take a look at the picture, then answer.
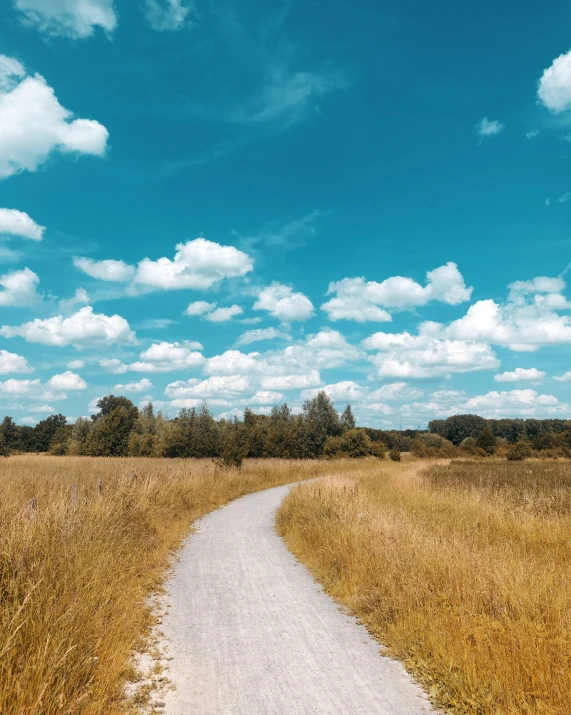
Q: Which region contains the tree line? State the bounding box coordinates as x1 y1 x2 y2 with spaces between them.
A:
0 392 387 463
2 401 571 462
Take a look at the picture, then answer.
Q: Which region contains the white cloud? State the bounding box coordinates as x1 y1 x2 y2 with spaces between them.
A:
0 306 136 347
558 192 571 204
476 117 504 137
165 375 251 399
58 287 90 313
0 349 33 374
113 377 154 393
494 368 545 383
184 300 217 316
144 0 192 31
526 129 540 139
14 0 116 38
20 416 38 425
130 341 205 373
538 50 571 113
236 327 292 346
322 262 472 322
133 238 254 292
301 380 363 402
67 359 85 369
48 371 87 390
0 55 108 178
29 404 54 413
204 305 243 322
0 268 41 307
462 389 567 418
0 378 65 401
73 257 136 282
99 358 128 374
0 208 45 240
254 283 314 322
205 350 260 376
367 382 424 402
362 331 499 378
554 371 571 382
260 371 321 390
427 275 571 351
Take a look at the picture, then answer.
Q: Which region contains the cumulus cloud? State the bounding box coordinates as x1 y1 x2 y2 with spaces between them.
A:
133 238 253 292
99 358 128 374
144 0 193 31
0 268 41 307
67 359 85 369
48 371 87 390
165 375 251 399
462 389 567 418
184 300 217 316
0 306 136 347
0 55 109 178
113 377 154 393
476 117 504 137
554 371 571 382
75 239 253 294
0 349 33 374
538 50 571 112
0 208 45 240
260 371 321 390
0 378 66 401
425 275 571 351
301 380 363 402
367 382 424 401
58 287 90 313
73 257 135 282
130 341 205 373
204 305 243 322
362 331 499 378
254 283 314 322
322 262 472 322
236 327 292 346
14 0 117 38
494 368 545 383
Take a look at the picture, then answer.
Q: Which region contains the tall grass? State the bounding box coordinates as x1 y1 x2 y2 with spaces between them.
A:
0 456 345 714
277 459 571 714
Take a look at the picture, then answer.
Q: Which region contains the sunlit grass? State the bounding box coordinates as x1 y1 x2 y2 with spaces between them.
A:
277 459 571 713
0 455 358 715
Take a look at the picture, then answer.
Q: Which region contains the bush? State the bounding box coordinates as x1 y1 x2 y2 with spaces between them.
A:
389 449 401 462
506 440 533 461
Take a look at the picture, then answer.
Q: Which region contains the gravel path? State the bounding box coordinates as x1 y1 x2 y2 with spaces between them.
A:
158 484 434 714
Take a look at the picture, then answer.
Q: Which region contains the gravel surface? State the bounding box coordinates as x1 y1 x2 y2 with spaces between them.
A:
159 484 434 714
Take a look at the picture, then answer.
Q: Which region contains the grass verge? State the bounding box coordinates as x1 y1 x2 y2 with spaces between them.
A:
276 459 571 714
0 456 349 714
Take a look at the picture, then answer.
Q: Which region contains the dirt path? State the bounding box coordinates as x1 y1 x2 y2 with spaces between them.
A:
157 483 433 714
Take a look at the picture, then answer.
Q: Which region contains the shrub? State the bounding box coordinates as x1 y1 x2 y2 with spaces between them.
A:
506 440 533 461
389 449 401 462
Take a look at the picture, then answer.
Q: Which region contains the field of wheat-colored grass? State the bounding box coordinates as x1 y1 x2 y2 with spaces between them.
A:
0 455 372 715
277 458 571 714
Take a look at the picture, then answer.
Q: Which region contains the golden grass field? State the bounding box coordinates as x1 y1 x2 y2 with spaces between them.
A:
0 455 365 715
277 458 571 714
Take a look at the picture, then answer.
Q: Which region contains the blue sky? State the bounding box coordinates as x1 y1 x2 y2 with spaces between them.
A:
1 0 571 427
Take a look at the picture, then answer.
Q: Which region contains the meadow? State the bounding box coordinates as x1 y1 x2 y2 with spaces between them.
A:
0 455 368 715
277 458 571 714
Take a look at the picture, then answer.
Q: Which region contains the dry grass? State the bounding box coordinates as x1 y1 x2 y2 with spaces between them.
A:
276 458 571 714
0 455 349 715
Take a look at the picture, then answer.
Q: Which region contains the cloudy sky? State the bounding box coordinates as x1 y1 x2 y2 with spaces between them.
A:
1 0 571 427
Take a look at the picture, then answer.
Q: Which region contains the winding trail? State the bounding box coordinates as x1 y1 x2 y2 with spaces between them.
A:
158 484 434 714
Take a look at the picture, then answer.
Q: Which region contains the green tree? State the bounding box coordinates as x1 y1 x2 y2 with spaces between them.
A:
34 414 67 452
85 407 136 456
0 416 19 450
475 426 497 454
340 404 356 430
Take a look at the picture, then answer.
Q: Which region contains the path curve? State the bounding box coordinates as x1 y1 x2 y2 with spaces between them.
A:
158 484 434 714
